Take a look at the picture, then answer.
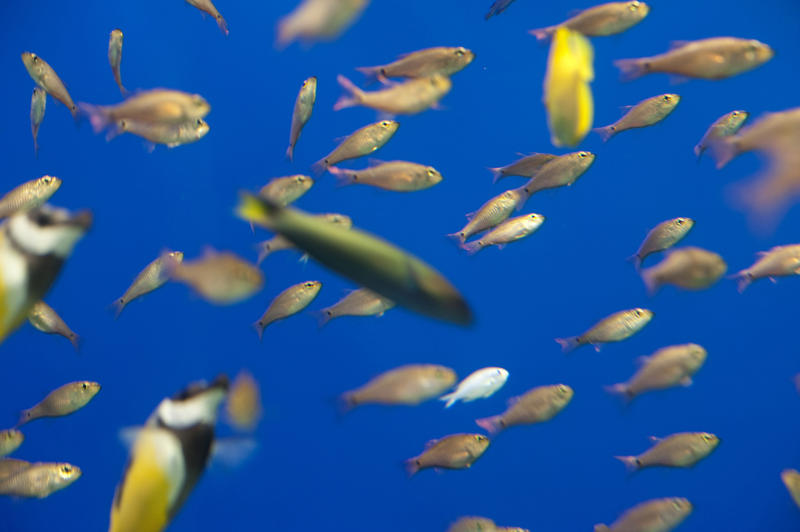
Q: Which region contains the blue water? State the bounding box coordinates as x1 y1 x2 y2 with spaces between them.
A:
2 1 800 530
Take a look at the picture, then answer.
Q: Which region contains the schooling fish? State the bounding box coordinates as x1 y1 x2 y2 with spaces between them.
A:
460 213 544 255
449 188 528 244
405 434 490 476
439 367 509 408
449 516 529 532
113 251 184 318
530 1 650 41
259 175 314 206
710 108 800 169
475 384 573 435
594 498 692 532
21 52 78 120
0 462 81 498
489 153 558 183
80 89 210 133
0 175 62 219
108 29 127 95
312 120 399 175
30 87 46 157
519 151 595 198
253 280 322 340
694 110 748 160
614 432 720 472
334 74 451 115
595 94 680 142
0 429 24 457
167 248 263 305
316 287 394 326
732 244 800 293
556 308 653 353
357 47 474 83
641 246 727 295
340 364 457 411
27 300 79 350
225 370 262 432
277 0 369 48
286 77 317 161
186 0 229 35
328 161 442 191
629 217 695 270
113 118 210 148
18 381 101 426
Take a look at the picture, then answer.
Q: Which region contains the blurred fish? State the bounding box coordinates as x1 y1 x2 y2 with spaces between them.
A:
186 0 229 35
615 37 773 81
253 280 322 340
485 0 517 20
448 188 528 244
732 244 800 292
0 429 24 457
328 161 442 191
0 458 30 480
0 175 61 219
340 364 456 411
238 194 472 325
440 367 509 408
605 343 707 402
460 213 544 255
312 120 399 174
286 77 317 161
108 375 228 532
30 87 46 157
357 47 474 83
0 462 81 498
80 89 210 133
225 370 262 431
475 384 573 435
334 74 451 115
277 0 369 47
520 151 595 198
405 434 490 476
543 27 594 147
256 213 352 264
113 251 184 318
489 153 558 183
615 432 720 472
112 117 210 148
594 498 692 532
641 246 727 294
556 308 653 353
0 206 91 346
530 1 649 41
782 469 800 508
108 29 127 95
710 108 800 169
316 287 394 326
694 110 748 160
629 217 695 270
595 94 680 142
449 516 529 532
167 248 263 305
18 381 101 426
27 300 79 350
21 52 78 120
259 175 314 206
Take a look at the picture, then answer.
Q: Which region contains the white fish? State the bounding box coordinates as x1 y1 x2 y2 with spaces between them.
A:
439 367 509 408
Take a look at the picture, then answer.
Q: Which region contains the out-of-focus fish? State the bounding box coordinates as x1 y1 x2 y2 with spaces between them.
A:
530 1 650 41
641 246 727 294
357 47 474 83
225 370 262 431
440 367 509 408
475 384 573 435
489 153 558 183
317 287 394 326
259 175 314 206
615 37 773 81
0 458 30 480
543 27 594 147
79 89 210 133
113 117 210 148
615 432 720 472
629 217 695 270
312 120 399 175
30 87 46 157
277 0 369 47
732 244 800 292
556 308 653 353
328 161 442 191
448 516 529 532
113 251 184 318
0 462 81 498
605 343 707 402
27 300 79 350
782 469 800 508
520 151 595 198
449 188 528 244
21 52 78 120
460 213 544 255
0 175 61 219
595 94 680 142
18 381 101 426
256 213 352 264
253 280 322 340
710 108 800 169
340 364 457 411
405 434 490 476
186 0 229 35
0 430 24 457
694 110 748 160
0 206 91 346
167 248 263 305
108 29 127 95
238 194 472 325
594 498 692 532
485 0 517 20
286 77 317 161
334 74 451 115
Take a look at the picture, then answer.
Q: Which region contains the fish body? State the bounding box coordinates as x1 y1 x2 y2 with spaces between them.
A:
520 151 595 197
21 52 78 120
114 118 209 148
449 516 529 532
80 89 210 133
630 217 695 269
0 430 24 457
440 367 509 408
460 213 544 255
253 280 322 339
341 364 456 410
277 0 369 47
30 87 46 156
405 434 490 476
450 188 528 244
614 37 773 81
334 74 451 115
225 370 262 431
0 458 31 480
19 381 101 426
0 176 62 219
530 1 649 41
168 249 263 305
475 384 573 435
259 175 314 206
489 153 558 182
556 308 653 353
27 300 79 350
286 77 317 160
694 110 748 159
543 28 594 147
606 343 707 401
782 469 800 508
313 120 399 174
641 246 727 294
256 213 352 264
594 498 692 532
186 0 229 35
595 94 680 142
108 29 127 94
357 47 474 82
0 462 81 498
317 288 394 325
733 244 800 292
113 251 184 318
615 432 720 472
328 161 442 191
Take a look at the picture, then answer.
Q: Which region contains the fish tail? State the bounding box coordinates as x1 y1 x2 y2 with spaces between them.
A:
625 254 642 271
311 159 328 176
68 333 80 352
252 320 265 342
327 166 356 186
438 393 457 408
593 125 616 142
693 143 704 160
613 58 649 81
111 297 126 319
285 144 294 162
16 410 32 427
709 138 739 169
404 458 421 477
333 74 363 111
446 232 467 245
78 102 111 133
70 104 80 123
594 525 611 532
355 66 381 83
613 455 641 473
732 271 753 293
255 242 271 266
337 392 357 415
313 309 334 328
528 26 554 42
236 192 278 231
216 14 229 36
641 269 659 296
604 383 634 403
488 167 505 183
475 415 503 435
555 336 579 354
459 240 484 255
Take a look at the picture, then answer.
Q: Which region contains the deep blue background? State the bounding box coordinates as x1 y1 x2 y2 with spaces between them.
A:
2 1 799 530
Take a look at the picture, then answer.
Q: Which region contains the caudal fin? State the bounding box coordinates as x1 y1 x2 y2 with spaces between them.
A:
252 320 266 342
614 58 649 81
216 14 229 36
16 410 32 428
489 167 505 183
475 415 503 435
355 66 382 84
594 125 616 143
694 143 705 160
555 336 580 354
604 383 634 404
732 271 753 293
311 159 328 176
78 103 111 133
111 297 127 319
333 74 364 111
314 309 335 328
446 232 467 244
613 455 641 473
327 166 356 186
459 240 484 255
708 138 739 169
255 242 271 266
641 269 659 296
439 393 457 408
626 253 642 271
285 144 294 162
528 27 555 42
404 458 421 477
68 333 80 352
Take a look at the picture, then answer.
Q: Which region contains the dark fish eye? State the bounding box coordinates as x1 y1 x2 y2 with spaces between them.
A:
455 50 464 57
81 383 87 390
663 95 671 101
62 465 71 473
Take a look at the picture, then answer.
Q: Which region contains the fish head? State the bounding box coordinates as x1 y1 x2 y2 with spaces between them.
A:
699 432 720 450
378 120 400 134
671 217 695 234
658 94 681 111
302 76 318 93
453 47 476 65
728 110 749 128
553 384 574 405
55 463 82 484
167 251 185 263
782 469 800 490
192 118 211 139
686 343 708 367
493 368 510 383
632 308 654 323
526 213 546 229
8 205 92 259
110 28 123 40
626 1 650 19
574 151 596 169
662 498 693 523
77 381 102 398
21 52 43 73
428 74 453 94
37 175 62 193
433 366 457 387
301 280 323 296
424 166 443 185
295 175 314 190
468 434 491 453
745 40 774 65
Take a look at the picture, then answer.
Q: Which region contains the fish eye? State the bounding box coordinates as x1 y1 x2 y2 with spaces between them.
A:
578 152 587 158
628 0 639 9
32 55 39 63
474 435 485 441
663 95 671 101
61 465 72 473
380 121 390 127
455 49 465 57
81 383 88 390
426 168 436 176
635 310 642 316
42 176 52 183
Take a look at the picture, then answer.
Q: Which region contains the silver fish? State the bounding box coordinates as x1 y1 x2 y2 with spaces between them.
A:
732 244 800 292
317 288 394 326
460 213 544 255
113 117 210 148
629 217 695 269
694 110 748 160
530 1 650 41
641 246 727 295
357 47 474 83
277 0 369 48
30 87 46 157
27 301 79 350
334 74 451 115
328 161 442 191
489 153 558 183
79 89 210 133
259 175 314 206
449 188 528 244
253 280 322 340
21 52 78 120
312 120 399 174
186 0 229 35
594 498 692 532
108 29 127 95
595 94 680 142
614 432 720 472
0 462 81 498
113 251 184 318
519 151 595 197
0 175 62 219
556 308 653 353
19 381 101 426
286 77 317 161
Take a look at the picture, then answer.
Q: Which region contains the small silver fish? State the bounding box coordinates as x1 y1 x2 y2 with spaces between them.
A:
19 381 101 426
30 87 46 157
530 1 650 41
334 74 451 115
594 497 692 532
168 249 263 305
489 153 558 183
108 29 127 95
694 110 748 160
114 117 210 148
113 251 184 318
710 108 800 169
253 281 322 340
328 161 442 191
404 434 490 476
186 0 229 35
731 244 800 292
0 462 81 498
556 308 653 353
277 0 369 48
460 213 544 255
286 77 317 161
629 217 695 270
312 120 399 174
340 364 457 410
27 301 79 350
0 175 62 219
357 47 474 83
449 188 528 243
614 432 720 472
79 89 210 133
519 151 595 197
259 175 314 206
595 94 680 142
641 246 727 295
475 384 573 435
317 288 394 326
21 52 78 120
